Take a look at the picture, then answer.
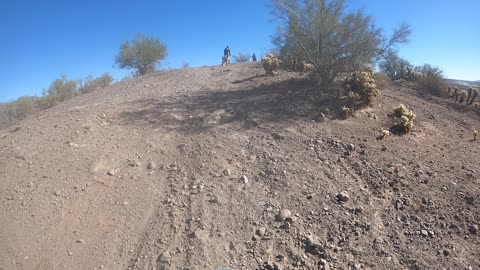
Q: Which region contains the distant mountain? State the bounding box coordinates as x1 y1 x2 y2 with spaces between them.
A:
446 79 480 87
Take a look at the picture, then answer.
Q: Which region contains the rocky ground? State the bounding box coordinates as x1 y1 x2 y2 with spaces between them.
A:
0 62 478 270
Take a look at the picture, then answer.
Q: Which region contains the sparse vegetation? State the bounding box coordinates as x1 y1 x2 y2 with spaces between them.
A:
379 51 411 80
42 74 78 107
414 64 446 96
373 72 389 90
270 0 411 86
342 66 380 106
261 54 281 76
0 96 40 129
0 72 114 129
79 73 113 94
232 53 250 63
393 104 416 134
115 33 167 76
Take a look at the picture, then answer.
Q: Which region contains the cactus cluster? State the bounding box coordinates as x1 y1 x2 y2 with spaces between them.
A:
261 54 281 76
458 90 468 104
448 85 479 106
343 66 380 106
467 87 479 105
393 104 416 134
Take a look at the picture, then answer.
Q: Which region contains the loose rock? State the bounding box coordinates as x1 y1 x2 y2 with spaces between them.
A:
468 224 478 234
147 161 156 171
465 196 475 205
276 209 291 222
241 175 249 184
337 191 350 203
256 227 266 237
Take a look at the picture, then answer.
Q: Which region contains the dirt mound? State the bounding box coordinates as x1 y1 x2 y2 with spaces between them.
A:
1 62 478 270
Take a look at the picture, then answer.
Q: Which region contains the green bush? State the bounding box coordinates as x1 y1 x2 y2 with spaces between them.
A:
79 73 113 94
271 0 411 86
115 33 167 76
42 74 78 107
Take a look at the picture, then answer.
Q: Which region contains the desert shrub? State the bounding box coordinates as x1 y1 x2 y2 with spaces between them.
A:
343 66 380 106
78 73 113 94
379 51 411 80
232 52 250 63
261 54 281 76
393 104 416 134
414 64 446 96
42 74 78 107
373 72 389 90
15 97 34 119
94 73 113 88
271 0 411 86
115 33 167 76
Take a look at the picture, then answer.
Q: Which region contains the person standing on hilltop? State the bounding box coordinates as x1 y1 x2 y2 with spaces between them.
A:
224 46 231 58
222 46 231 66
252 53 257 61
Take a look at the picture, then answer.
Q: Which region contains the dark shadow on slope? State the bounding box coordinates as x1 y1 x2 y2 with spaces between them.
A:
232 74 263 84
118 77 352 134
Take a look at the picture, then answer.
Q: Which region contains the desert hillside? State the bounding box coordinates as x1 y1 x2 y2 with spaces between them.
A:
0 62 479 270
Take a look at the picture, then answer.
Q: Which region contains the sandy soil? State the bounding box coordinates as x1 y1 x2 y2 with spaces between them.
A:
0 62 478 270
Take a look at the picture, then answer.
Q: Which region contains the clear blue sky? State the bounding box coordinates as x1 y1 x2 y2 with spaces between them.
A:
1 0 479 102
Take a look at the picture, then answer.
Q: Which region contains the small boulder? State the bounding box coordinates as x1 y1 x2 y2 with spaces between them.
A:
147 161 156 171
336 191 350 203
241 175 249 184
276 209 291 221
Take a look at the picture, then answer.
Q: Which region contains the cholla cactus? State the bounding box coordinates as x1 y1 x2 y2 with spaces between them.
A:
473 128 478 141
467 87 479 105
261 54 281 76
340 106 353 119
343 66 380 106
458 90 468 104
393 104 416 134
381 129 391 138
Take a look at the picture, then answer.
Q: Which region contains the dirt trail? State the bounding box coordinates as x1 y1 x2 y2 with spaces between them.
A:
1 62 479 270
